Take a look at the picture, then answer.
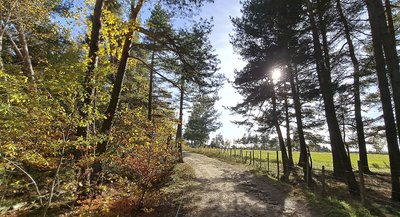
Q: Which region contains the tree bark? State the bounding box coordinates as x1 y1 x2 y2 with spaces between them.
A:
306 0 359 195
289 66 310 181
76 0 105 141
315 0 344 176
0 25 3 72
370 0 400 143
335 0 371 173
147 52 155 121
176 77 184 163
14 23 35 82
366 0 400 201
284 93 294 166
74 0 105 201
316 0 331 73
382 0 400 143
272 83 290 178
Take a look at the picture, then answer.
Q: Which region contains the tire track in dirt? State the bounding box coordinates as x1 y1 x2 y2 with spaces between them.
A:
181 152 317 217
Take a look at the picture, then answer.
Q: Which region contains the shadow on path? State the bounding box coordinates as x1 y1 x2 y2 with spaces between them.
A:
180 152 314 217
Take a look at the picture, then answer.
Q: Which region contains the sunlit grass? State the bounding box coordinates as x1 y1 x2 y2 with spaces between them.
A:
185 147 390 173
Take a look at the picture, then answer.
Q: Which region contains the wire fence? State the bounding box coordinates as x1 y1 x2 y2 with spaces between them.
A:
189 146 400 210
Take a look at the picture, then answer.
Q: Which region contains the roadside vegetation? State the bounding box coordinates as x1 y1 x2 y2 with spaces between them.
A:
0 0 220 215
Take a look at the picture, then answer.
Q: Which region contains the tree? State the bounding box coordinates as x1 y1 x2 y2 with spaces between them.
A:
0 0 220 212
365 0 400 201
209 133 224 148
335 0 372 174
133 10 221 162
231 0 310 180
305 0 359 195
76 0 105 142
184 95 221 146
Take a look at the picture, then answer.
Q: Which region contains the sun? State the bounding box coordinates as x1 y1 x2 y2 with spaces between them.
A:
271 68 282 83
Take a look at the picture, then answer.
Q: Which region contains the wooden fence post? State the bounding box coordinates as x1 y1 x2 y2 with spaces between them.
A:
267 152 270 173
322 165 326 196
358 160 365 205
252 149 255 165
250 152 252 165
229 148 232 158
259 150 262 168
276 150 280 180
306 161 310 187
240 149 243 162
224 148 226 158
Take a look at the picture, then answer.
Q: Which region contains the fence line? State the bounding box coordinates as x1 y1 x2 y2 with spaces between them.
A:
191 146 398 207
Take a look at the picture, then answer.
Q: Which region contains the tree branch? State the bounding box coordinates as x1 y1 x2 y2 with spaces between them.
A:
129 55 181 90
0 154 43 205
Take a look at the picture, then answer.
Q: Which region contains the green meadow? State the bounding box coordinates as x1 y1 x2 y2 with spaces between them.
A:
200 148 390 173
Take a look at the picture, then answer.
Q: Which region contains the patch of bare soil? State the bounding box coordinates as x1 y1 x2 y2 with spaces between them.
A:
180 152 317 217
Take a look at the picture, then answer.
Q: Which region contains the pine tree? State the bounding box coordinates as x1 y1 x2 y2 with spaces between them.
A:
184 95 221 146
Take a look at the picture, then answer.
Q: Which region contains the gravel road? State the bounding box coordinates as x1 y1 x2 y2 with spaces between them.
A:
181 152 316 217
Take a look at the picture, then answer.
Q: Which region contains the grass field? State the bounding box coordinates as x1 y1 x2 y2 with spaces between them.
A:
191 147 391 173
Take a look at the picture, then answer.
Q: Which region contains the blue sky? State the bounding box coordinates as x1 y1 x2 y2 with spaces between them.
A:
194 0 247 142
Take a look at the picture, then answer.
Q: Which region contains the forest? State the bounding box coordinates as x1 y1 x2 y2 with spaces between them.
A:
1 0 400 216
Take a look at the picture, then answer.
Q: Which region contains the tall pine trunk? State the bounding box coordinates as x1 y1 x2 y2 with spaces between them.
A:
289 65 310 182
176 77 184 163
0 20 4 72
147 52 155 121
366 0 400 201
272 83 290 178
306 0 359 195
76 0 105 141
74 0 105 201
335 0 371 173
316 0 343 176
284 93 294 166
380 0 400 142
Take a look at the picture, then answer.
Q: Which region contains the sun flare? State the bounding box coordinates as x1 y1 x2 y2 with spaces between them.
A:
271 68 282 83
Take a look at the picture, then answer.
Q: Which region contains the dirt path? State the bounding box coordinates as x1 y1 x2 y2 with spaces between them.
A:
181 152 316 217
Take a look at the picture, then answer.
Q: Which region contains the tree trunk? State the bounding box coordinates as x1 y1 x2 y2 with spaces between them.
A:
306 0 359 195
73 0 105 201
335 0 371 173
176 77 184 163
371 0 400 143
92 0 144 180
315 0 344 176
289 66 310 181
76 0 105 141
0 26 3 72
340 95 352 163
272 83 290 178
366 0 400 201
316 0 331 73
147 52 155 121
14 23 35 82
284 93 294 166
383 0 400 141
